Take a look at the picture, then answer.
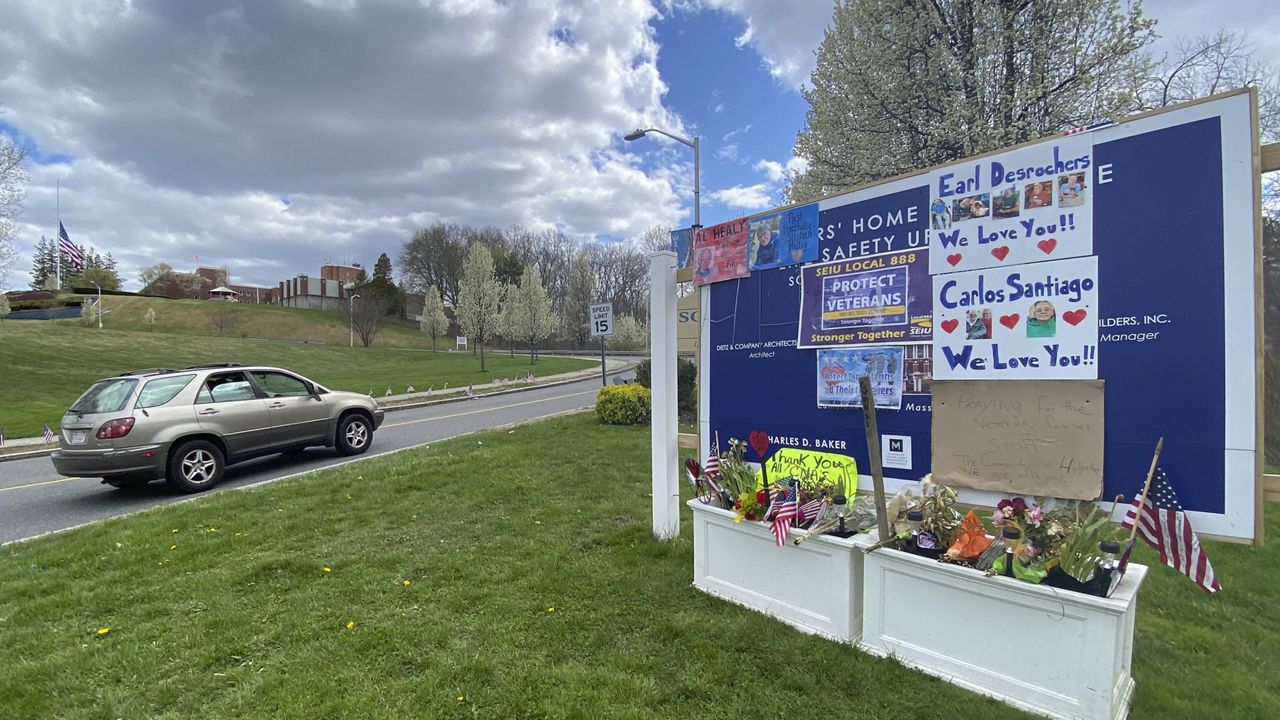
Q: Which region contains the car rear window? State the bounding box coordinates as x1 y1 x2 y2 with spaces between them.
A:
137 374 195 408
70 379 139 415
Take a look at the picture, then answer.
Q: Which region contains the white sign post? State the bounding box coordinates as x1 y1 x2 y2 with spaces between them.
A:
590 302 613 386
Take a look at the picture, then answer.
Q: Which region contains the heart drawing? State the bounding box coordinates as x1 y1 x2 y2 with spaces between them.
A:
990 246 1010 261
999 313 1020 329
1062 309 1088 326
947 253 963 266
941 318 959 334
748 430 770 458
1037 238 1057 255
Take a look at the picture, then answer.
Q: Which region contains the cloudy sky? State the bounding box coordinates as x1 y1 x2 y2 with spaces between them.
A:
1 0 1274 291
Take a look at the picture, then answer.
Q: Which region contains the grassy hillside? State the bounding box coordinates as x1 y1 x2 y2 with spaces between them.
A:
56 293 438 348
0 321 594 438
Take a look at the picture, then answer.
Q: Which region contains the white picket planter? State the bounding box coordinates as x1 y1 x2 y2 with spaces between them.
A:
856 533 1147 720
689 499 864 643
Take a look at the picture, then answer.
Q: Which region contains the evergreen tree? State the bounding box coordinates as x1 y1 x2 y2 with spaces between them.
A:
29 235 56 289
364 252 403 316
788 0 1155 201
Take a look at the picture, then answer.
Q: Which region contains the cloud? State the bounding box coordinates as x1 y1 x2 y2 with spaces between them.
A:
711 183 772 210
753 155 807 182
700 0 833 88
0 0 690 289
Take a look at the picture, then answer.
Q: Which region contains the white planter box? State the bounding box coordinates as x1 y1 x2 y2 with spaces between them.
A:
856 533 1147 720
689 499 864 643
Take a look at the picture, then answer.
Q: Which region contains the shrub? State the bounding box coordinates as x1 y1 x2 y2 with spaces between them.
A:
595 384 651 425
634 358 697 417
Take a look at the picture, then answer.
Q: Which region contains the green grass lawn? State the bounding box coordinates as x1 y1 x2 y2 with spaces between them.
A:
0 322 593 438
0 413 1275 719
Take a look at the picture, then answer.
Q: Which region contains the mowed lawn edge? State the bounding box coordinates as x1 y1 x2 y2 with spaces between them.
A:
0 321 595 438
0 413 1274 719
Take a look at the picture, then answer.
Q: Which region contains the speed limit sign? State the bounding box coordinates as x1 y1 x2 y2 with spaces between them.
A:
589 303 614 337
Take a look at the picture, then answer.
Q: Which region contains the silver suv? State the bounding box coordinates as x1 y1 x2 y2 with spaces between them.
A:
51 364 385 493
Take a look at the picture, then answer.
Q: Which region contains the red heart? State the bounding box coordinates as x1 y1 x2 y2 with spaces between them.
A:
999 313 1020 329
1037 238 1057 255
1062 309 1088 326
941 318 959 334
748 430 770 458
946 253 962 266
991 246 1010 261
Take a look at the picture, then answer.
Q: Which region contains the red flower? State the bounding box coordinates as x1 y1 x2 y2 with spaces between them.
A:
756 490 768 506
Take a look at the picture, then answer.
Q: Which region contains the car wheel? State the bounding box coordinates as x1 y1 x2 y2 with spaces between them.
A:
167 440 225 493
336 413 372 456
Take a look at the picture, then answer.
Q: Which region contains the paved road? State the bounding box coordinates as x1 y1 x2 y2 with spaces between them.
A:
0 373 630 545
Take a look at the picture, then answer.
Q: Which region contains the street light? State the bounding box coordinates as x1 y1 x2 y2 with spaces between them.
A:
89 280 102 329
623 127 700 229
348 294 360 348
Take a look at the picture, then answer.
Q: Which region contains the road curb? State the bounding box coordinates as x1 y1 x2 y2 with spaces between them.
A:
0 363 636 464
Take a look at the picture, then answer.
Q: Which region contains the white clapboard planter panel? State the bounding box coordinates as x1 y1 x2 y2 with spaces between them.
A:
689 499 863 643
856 533 1147 720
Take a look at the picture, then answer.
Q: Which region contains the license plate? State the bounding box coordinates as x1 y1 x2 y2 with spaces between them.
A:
70 430 86 445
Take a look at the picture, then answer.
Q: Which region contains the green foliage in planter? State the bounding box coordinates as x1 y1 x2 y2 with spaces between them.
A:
595 384 651 425
633 358 696 416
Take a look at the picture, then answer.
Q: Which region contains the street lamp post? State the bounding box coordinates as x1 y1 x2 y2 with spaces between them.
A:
348 294 360 348
623 127 700 230
89 280 102 329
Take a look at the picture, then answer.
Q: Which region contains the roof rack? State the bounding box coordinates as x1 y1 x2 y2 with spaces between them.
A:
118 368 178 377
182 363 245 370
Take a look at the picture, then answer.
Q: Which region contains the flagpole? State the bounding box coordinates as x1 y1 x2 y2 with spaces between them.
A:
55 179 61 290
1128 437 1165 543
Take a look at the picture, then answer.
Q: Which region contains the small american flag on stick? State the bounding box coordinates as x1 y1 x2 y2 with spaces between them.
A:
42 423 56 444
765 482 798 546
1122 467 1220 593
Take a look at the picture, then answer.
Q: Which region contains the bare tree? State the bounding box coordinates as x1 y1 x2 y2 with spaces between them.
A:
351 294 389 347
399 222 468 306
212 305 235 336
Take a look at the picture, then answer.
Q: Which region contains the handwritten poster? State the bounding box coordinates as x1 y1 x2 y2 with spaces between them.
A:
928 135 1094 274
932 255 1098 380
749 202 819 271
692 217 750 286
754 447 858 494
798 248 932 348
931 379 1104 499
817 347 904 409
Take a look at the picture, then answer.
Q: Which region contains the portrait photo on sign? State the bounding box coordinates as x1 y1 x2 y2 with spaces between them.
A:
1023 181 1054 210
1058 172 1087 207
991 187 1020 219
951 193 990 222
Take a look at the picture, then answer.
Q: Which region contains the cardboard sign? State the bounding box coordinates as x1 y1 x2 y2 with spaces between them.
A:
931 379 1104 499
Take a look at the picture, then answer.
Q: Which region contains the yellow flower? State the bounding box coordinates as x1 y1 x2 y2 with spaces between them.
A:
169 545 177 551
546 607 555 614
402 579 411 587
323 567 332 573
171 528 179 534
346 494 352 501
96 627 110 636
456 696 465 702
345 620 355 630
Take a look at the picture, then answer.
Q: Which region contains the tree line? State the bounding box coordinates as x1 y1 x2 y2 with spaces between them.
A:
347 222 664 362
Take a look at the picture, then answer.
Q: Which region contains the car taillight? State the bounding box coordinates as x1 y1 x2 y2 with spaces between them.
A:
96 417 136 440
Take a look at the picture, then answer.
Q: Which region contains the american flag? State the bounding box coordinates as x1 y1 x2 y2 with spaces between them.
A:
1121 468 1220 593
42 423 56 444
703 451 720 476
765 483 798 546
58 222 84 270
798 497 824 523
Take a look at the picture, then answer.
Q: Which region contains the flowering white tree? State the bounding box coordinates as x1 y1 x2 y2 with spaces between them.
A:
419 284 450 351
0 131 25 291
788 0 1155 202
456 243 502 372
510 264 553 363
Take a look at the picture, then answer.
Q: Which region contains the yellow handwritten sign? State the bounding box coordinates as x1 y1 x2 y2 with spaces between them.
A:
756 447 858 496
